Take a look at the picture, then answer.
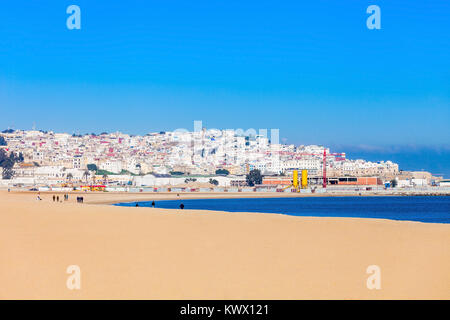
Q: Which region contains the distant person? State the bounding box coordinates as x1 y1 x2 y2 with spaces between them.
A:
53 195 55 202
151 201 155 208
135 203 139 207
7 188 10 192
180 203 184 210
56 196 59 202
37 195 41 201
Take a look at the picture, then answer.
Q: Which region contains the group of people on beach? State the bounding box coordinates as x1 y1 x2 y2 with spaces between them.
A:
35 193 83 203
52 194 69 202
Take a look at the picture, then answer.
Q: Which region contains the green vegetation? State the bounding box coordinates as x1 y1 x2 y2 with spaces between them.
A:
119 169 137 176
93 169 138 176
0 136 7 146
209 178 219 186
0 150 23 179
96 169 115 176
170 171 184 176
87 163 98 171
215 169 230 175
246 169 262 186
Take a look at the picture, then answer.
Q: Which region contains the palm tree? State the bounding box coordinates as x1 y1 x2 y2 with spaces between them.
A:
83 170 90 183
102 174 108 185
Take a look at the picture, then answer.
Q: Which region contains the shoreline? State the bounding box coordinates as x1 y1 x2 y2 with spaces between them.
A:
3 189 449 206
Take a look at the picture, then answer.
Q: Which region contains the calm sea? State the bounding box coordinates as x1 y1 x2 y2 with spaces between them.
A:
116 196 450 224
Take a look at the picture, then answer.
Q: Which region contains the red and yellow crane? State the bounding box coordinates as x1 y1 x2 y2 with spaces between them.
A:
267 148 345 188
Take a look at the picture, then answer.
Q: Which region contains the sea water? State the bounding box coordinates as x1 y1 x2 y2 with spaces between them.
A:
116 196 450 224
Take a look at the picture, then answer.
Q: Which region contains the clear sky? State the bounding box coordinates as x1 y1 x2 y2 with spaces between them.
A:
0 1 449 175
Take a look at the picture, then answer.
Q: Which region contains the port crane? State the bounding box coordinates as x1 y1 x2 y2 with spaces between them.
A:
265 148 345 188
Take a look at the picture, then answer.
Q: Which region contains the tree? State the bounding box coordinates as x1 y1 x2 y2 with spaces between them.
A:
215 169 230 175
390 179 398 188
246 169 262 186
209 178 219 186
87 163 98 172
136 163 143 175
83 170 90 183
0 149 15 179
0 136 7 146
2 166 14 179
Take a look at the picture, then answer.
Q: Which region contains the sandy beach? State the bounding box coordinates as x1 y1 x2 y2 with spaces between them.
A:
0 191 449 299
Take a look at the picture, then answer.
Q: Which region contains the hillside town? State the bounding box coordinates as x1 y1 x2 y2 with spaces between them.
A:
0 128 447 192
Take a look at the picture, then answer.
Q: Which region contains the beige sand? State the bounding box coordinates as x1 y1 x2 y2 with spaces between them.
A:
0 191 449 299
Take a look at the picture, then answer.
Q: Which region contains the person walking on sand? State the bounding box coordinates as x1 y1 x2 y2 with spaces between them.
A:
152 201 155 208
53 195 55 202
56 196 59 202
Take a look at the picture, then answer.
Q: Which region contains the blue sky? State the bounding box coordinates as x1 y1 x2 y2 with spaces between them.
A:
0 1 449 175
